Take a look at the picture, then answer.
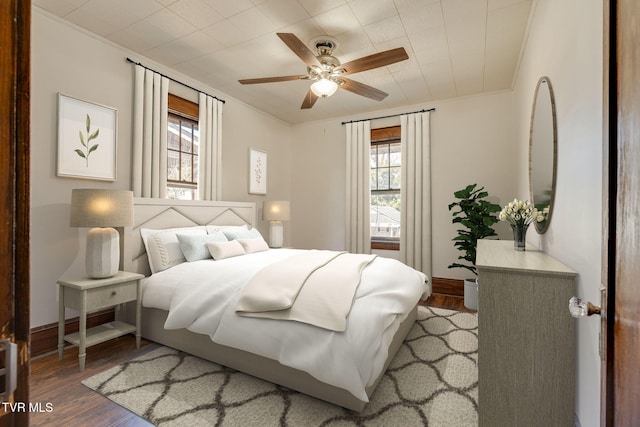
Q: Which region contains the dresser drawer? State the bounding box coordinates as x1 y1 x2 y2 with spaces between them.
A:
63 281 137 311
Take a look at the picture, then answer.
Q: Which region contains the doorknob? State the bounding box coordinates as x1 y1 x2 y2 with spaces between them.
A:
569 296 601 317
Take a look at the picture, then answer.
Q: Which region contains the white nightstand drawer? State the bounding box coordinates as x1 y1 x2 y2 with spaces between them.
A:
86 282 137 310
63 281 137 311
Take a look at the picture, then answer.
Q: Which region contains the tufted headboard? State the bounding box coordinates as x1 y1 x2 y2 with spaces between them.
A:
123 198 256 276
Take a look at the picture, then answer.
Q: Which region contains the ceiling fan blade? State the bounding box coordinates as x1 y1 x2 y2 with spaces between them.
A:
301 90 319 109
340 78 388 101
238 75 308 84
277 33 321 68
338 47 409 76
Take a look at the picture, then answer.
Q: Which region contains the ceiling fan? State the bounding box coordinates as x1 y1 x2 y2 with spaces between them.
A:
238 33 409 109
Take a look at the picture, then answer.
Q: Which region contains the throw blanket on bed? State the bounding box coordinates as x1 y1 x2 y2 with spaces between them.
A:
235 250 376 331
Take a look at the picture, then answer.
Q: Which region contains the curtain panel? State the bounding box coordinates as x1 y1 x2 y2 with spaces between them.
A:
400 111 432 277
345 121 371 254
198 93 223 201
132 65 169 198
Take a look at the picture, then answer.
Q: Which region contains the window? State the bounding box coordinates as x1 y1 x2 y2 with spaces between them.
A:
371 126 401 250
167 94 199 200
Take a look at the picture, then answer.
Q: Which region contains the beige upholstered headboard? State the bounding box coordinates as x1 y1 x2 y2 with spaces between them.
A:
123 198 256 276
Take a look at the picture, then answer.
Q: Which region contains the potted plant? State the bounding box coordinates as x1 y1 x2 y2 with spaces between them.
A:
448 184 501 310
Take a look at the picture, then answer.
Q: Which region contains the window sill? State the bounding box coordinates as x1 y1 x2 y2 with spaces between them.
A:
371 241 400 251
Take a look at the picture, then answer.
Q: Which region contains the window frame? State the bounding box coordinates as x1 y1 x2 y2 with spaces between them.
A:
370 126 402 251
166 94 199 200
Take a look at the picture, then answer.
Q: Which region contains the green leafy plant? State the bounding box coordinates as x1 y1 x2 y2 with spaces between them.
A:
448 183 501 275
75 114 100 166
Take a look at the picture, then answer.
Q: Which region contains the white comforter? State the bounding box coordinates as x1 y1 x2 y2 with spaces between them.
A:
141 248 430 401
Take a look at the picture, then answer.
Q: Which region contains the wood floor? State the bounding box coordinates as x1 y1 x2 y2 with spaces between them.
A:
27 294 471 426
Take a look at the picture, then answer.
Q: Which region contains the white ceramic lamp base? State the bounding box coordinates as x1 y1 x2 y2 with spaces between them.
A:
85 227 119 279
269 221 284 248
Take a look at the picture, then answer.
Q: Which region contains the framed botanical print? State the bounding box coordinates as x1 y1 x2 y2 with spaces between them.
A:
57 93 117 180
249 148 267 195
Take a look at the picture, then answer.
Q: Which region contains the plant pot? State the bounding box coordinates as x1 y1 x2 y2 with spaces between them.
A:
464 278 478 311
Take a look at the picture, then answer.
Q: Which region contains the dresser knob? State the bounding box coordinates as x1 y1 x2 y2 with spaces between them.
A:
111 291 117 296
569 296 601 317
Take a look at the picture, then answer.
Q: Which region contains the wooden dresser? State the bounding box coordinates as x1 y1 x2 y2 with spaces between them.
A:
476 239 577 426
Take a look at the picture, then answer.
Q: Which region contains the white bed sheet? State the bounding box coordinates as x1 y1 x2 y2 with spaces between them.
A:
141 248 430 401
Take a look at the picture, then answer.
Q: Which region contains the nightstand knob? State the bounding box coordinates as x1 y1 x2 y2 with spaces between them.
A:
111 291 117 296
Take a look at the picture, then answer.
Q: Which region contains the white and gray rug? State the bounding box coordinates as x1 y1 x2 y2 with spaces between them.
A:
83 306 478 426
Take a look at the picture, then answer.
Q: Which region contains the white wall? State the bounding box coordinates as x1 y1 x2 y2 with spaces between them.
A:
290 91 516 280
30 9 292 328
512 0 603 425
32 12 603 424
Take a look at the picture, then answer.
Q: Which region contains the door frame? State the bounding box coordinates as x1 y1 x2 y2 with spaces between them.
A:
0 0 30 425
602 0 640 425
601 0 614 423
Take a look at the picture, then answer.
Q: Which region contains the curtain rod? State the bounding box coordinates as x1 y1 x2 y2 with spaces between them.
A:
126 57 225 104
341 107 435 125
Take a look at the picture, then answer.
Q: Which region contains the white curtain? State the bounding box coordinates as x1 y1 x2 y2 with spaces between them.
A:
345 121 371 254
400 111 432 277
132 65 169 198
198 93 223 200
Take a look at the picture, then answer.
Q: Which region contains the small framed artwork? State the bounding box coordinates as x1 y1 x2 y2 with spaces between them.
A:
249 148 267 195
57 93 117 180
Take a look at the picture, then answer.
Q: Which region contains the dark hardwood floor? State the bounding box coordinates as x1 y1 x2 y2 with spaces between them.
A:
29 338 159 427
424 292 476 313
28 294 471 426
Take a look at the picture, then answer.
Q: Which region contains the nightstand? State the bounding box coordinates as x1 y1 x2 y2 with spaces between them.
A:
57 271 144 371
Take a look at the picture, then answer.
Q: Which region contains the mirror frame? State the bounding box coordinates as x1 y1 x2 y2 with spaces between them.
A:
528 76 557 234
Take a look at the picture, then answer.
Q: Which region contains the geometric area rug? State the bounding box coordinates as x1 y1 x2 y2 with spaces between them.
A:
82 306 478 426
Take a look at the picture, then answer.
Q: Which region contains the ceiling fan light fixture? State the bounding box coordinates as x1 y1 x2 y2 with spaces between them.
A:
310 78 339 97
239 33 409 109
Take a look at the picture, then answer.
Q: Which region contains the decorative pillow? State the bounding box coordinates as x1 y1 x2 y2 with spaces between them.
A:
223 227 263 241
207 240 246 260
140 226 207 274
238 238 269 254
205 224 249 234
177 232 228 262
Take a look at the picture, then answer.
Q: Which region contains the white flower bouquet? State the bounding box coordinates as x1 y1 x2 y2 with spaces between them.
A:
498 199 544 227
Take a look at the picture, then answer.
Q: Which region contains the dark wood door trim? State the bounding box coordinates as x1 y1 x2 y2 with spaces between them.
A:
603 0 640 425
0 0 30 425
602 0 615 425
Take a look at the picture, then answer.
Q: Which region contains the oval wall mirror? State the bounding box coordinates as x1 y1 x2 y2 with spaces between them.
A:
529 76 557 234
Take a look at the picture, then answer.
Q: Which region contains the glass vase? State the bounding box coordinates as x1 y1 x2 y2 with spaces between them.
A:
511 223 529 251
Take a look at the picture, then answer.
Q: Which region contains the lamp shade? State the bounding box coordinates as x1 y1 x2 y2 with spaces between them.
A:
263 201 290 221
70 189 134 228
310 78 339 97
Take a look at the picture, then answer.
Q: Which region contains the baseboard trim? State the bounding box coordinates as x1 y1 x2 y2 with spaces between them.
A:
31 309 115 358
31 279 463 356
431 277 464 296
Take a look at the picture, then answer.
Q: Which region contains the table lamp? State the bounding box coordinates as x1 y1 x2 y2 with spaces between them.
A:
262 200 290 248
70 189 134 279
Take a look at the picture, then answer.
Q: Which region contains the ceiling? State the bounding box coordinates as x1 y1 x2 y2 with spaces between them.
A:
33 0 533 124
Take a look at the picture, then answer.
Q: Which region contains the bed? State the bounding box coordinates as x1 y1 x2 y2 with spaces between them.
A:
120 198 430 412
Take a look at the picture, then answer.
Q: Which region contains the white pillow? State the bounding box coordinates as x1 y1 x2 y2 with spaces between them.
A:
223 227 263 241
207 240 246 260
177 232 228 262
140 226 207 274
205 224 249 234
238 238 269 254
